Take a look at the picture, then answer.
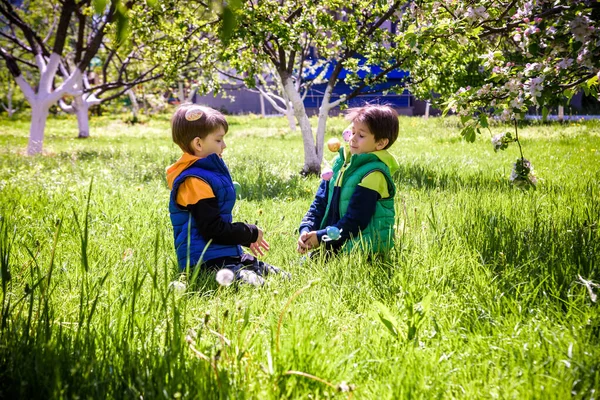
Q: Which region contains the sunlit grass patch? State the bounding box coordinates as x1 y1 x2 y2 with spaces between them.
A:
0 113 598 398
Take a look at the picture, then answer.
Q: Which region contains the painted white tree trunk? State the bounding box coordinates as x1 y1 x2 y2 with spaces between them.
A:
558 105 564 121
259 92 265 117
281 74 320 174
283 92 296 131
17 54 81 154
314 83 339 166
424 101 430 119
75 96 90 138
286 105 296 131
178 81 185 104
127 89 139 119
1 85 18 117
27 103 50 155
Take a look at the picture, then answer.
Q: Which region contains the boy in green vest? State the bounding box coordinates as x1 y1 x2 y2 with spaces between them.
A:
297 105 399 255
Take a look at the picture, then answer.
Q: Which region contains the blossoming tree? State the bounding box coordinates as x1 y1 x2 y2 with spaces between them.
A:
406 0 599 188
220 0 418 175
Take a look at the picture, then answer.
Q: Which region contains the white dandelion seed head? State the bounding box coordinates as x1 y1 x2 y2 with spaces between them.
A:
168 280 186 294
216 268 235 286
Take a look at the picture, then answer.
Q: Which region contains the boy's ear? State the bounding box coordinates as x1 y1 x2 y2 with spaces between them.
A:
376 138 389 150
190 137 202 153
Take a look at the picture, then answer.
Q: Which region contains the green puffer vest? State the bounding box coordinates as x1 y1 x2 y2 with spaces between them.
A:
321 148 396 253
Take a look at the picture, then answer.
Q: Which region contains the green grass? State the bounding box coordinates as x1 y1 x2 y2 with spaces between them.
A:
0 111 599 399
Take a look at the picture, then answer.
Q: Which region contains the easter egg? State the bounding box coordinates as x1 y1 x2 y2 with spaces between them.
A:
326 226 341 240
327 138 341 152
233 181 241 193
342 128 352 142
321 168 333 181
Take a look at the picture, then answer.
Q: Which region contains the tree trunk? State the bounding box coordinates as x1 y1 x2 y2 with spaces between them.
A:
75 95 90 138
127 89 139 119
286 105 296 131
314 82 337 165
281 72 320 175
259 92 265 117
284 93 296 131
27 103 50 155
178 81 184 104
1 85 18 117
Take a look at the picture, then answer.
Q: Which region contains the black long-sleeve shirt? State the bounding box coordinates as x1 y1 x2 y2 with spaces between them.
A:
187 197 259 247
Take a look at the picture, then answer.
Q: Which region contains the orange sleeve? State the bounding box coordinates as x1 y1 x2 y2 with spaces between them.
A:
176 177 215 207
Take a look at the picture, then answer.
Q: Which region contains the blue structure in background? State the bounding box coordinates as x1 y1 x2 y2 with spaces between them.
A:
302 58 412 112
194 58 419 115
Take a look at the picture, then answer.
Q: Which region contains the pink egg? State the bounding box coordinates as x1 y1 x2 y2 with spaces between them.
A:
342 128 352 142
321 168 333 181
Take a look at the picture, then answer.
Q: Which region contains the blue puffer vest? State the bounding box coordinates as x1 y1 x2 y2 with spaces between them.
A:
169 154 242 270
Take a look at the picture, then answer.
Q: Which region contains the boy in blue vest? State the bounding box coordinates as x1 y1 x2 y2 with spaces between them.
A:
297 105 399 255
167 104 285 285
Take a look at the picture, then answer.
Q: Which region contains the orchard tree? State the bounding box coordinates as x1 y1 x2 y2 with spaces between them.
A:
221 0 419 175
56 11 170 137
0 0 131 155
406 0 599 188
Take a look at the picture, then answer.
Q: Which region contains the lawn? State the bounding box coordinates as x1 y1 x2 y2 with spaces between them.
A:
0 111 599 399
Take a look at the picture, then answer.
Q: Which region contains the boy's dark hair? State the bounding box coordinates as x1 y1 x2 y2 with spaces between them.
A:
171 103 229 154
345 105 399 149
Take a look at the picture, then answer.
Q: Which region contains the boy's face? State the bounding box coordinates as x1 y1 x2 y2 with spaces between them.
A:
348 121 388 155
190 127 227 158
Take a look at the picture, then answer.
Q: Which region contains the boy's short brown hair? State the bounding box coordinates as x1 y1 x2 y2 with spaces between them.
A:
345 105 399 149
171 104 229 154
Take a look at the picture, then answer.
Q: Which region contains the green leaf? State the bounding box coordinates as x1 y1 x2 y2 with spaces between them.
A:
542 106 549 122
374 301 399 339
479 114 488 128
461 125 476 143
460 114 471 125
564 89 575 101
93 0 106 15
115 9 130 44
583 84 590 96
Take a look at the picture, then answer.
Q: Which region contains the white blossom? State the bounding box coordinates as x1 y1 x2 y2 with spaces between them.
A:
556 58 573 70
466 6 489 21
511 96 524 109
570 15 592 42
524 62 541 75
504 79 521 94
526 76 544 98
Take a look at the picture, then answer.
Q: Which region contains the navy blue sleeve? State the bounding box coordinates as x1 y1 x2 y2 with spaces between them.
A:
299 179 329 234
324 185 380 250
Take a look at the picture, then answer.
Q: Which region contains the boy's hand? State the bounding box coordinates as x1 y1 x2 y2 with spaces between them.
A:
297 231 318 254
250 228 270 257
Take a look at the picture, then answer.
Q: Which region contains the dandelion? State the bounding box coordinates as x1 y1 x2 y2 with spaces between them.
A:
216 268 235 286
168 280 187 294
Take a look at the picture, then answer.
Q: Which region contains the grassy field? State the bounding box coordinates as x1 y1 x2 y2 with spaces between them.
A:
0 111 599 399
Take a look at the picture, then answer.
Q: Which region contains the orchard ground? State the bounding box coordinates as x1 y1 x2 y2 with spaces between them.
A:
0 112 599 398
